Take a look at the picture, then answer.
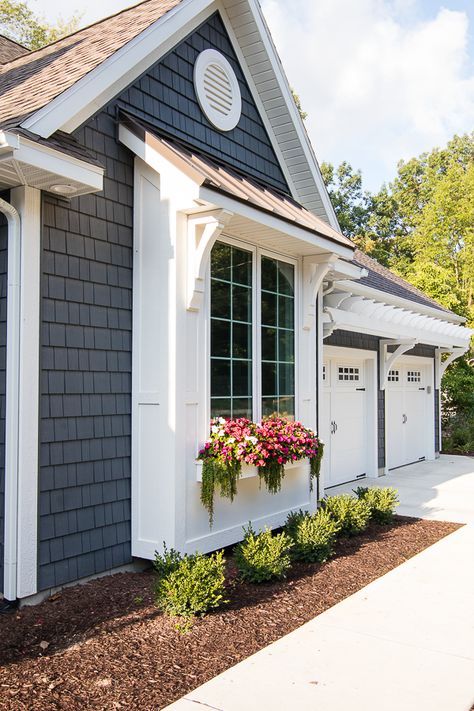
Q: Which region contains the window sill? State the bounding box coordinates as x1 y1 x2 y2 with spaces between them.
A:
195 459 309 483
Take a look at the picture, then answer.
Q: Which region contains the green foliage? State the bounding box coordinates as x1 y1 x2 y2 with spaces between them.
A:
441 413 474 454
234 525 293 583
321 494 371 536
285 509 340 563
200 458 241 527
0 0 81 50
153 543 183 579
291 88 307 121
154 550 227 618
258 459 285 494
353 487 399 524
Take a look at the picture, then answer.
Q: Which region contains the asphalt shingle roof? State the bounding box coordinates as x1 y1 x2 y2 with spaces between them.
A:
0 36 29 64
353 249 451 314
0 0 183 129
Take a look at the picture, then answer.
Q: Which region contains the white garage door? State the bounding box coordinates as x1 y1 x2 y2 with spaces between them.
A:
322 357 369 487
386 362 431 470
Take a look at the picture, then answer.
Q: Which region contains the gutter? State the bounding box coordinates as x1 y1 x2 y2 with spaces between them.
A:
0 197 21 603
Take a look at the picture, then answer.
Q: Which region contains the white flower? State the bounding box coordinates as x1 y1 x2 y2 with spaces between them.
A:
245 436 258 445
227 437 235 444
211 425 219 434
218 417 226 425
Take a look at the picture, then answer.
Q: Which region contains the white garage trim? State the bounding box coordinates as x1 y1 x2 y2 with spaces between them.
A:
322 346 378 492
384 355 435 475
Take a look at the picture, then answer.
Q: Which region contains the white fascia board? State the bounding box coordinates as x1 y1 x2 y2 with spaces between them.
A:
21 0 218 138
246 0 340 230
198 184 354 259
330 260 367 280
0 131 20 154
325 307 472 349
9 133 104 191
336 278 466 324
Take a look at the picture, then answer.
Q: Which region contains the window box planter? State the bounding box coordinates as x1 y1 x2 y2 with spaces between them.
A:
195 458 309 483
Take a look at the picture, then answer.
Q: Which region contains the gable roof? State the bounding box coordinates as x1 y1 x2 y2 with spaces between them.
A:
0 35 29 64
0 0 338 227
353 249 452 315
0 0 183 130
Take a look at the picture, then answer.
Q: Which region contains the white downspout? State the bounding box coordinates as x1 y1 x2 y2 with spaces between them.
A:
0 197 21 601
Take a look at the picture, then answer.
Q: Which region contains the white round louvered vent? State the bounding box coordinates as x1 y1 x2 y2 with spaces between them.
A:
193 49 242 131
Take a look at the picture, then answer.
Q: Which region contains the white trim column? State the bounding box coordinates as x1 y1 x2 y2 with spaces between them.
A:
11 186 41 598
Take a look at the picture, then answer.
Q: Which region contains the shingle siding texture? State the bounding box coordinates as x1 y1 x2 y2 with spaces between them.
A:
117 12 289 194
324 331 437 469
0 211 7 593
38 109 133 591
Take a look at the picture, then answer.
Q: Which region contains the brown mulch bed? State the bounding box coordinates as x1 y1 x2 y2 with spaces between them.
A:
0 516 460 710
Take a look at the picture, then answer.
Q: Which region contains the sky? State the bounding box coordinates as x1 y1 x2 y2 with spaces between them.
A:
28 0 474 193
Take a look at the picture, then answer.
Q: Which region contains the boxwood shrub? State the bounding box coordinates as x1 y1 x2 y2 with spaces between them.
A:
234 525 293 583
285 509 340 563
353 486 399 524
321 494 371 536
154 549 227 618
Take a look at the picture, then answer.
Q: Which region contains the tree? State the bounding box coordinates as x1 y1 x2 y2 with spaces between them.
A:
0 0 80 50
291 88 307 121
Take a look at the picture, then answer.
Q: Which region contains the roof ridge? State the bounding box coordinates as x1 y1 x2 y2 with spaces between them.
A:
0 0 167 70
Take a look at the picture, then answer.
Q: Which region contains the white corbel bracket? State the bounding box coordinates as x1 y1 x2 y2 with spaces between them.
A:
303 253 337 330
435 347 468 388
187 209 234 311
380 338 417 390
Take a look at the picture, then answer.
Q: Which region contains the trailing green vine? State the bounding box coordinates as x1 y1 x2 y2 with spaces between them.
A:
200 458 241 527
258 460 285 494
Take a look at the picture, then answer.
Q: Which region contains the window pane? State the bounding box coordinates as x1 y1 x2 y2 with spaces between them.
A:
261 291 277 326
278 261 294 296
233 284 252 323
261 257 295 419
211 319 230 358
278 295 294 330
233 360 252 397
261 256 277 291
279 363 294 395
278 396 294 419
232 398 252 418
232 248 252 286
232 322 251 359
211 359 230 397
278 329 294 363
262 327 277 361
211 280 230 319
211 243 231 281
211 398 231 419
262 397 278 418
262 362 277 396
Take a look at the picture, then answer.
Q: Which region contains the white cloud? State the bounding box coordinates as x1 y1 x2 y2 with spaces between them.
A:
261 0 474 190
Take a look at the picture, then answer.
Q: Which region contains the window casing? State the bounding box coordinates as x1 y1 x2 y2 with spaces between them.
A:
209 239 297 421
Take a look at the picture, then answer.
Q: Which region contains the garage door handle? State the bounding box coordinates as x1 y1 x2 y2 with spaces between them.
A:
402 414 407 424
356 387 365 391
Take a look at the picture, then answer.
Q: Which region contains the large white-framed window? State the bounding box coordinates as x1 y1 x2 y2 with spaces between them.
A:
209 237 297 422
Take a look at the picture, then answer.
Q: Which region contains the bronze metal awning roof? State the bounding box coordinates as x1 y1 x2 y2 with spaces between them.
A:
120 114 354 253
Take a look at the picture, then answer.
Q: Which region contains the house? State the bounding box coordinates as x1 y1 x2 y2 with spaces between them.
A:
0 0 471 607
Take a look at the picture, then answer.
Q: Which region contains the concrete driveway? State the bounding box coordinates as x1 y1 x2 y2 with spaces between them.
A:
329 454 474 523
164 455 474 711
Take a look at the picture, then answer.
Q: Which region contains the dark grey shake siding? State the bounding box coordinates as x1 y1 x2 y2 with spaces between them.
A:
0 212 7 593
38 109 133 590
324 330 438 469
116 12 289 194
